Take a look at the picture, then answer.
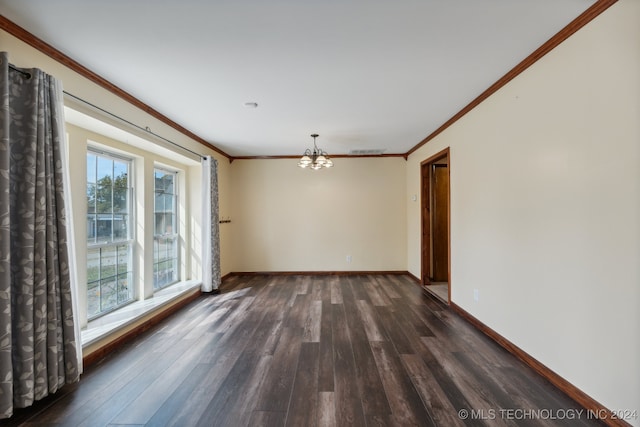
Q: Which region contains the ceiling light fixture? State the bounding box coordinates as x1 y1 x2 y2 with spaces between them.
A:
297 134 333 170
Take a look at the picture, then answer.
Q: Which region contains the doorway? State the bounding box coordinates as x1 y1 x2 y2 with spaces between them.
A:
421 148 450 303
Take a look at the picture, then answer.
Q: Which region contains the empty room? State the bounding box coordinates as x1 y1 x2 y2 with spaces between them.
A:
0 0 638 426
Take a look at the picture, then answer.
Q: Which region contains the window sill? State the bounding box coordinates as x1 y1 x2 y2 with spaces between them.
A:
81 280 202 349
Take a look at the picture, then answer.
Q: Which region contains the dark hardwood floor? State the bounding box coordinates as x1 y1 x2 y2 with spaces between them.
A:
6 274 603 426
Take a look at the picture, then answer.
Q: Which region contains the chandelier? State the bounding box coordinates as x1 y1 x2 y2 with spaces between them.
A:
297 134 333 170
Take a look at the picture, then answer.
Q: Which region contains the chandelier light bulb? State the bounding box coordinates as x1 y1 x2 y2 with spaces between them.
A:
298 134 333 170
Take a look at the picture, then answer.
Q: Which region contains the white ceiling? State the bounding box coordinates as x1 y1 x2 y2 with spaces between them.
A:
1 0 596 157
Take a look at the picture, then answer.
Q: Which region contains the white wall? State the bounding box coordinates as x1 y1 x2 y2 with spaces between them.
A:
407 0 639 421
230 157 407 272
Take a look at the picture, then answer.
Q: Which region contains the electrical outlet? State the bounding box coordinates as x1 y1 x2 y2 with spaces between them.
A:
473 289 479 302
346 255 352 263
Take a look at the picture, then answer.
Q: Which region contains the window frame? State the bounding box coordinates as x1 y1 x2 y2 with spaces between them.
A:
153 166 180 290
86 147 136 319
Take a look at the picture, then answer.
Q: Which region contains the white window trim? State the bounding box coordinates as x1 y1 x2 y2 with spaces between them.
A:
86 148 136 320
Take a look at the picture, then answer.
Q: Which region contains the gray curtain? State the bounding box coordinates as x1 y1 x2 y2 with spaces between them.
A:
201 155 221 292
0 52 81 419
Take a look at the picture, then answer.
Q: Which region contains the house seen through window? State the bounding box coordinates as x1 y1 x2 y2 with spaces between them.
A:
154 168 179 289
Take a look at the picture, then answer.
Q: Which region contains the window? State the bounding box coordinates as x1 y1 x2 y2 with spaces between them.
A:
86 151 134 318
154 168 179 289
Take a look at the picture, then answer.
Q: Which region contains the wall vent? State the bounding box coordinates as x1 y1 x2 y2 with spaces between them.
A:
349 149 387 155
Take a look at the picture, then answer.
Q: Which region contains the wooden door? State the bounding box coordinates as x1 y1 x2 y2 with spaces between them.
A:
420 148 450 291
431 164 449 282
421 163 431 285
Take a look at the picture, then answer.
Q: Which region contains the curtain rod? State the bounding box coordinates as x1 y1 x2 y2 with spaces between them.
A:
8 63 205 161
63 91 205 161
8 63 31 78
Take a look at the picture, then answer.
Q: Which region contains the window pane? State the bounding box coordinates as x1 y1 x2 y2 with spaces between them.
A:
87 280 100 318
88 245 103 318
87 154 96 185
113 186 127 213
158 237 165 261
87 243 134 318
117 272 132 305
117 244 130 275
164 175 174 195
87 184 96 214
155 213 164 235
101 276 117 312
97 156 112 182
113 214 128 240
87 214 97 243
169 237 178 260
113 161 128 186
163 194 173 215
155 191 164 216
154 168 178 290
169 209 176 231
96 214 112 241
96 182 113 213
171 259 178 284
153 264 161 288
157 213 166 235
154 213 163 235
87 151 134 319
154 170 165 192
87 248 100 283
101 246 117 280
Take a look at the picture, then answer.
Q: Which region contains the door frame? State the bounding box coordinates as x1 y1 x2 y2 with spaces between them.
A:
420 147 451 302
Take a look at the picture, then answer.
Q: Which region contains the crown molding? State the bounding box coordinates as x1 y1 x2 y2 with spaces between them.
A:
229 153 406 162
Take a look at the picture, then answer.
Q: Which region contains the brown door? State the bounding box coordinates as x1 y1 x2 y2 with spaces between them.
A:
420 147 450 292
431 164 449 282
421 163 431 285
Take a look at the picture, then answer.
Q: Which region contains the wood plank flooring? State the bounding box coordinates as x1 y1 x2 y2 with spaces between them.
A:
6 274 603 426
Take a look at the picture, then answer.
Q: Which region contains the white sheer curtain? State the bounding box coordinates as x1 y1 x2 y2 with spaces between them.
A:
201 156 221 293
55 80 83 374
